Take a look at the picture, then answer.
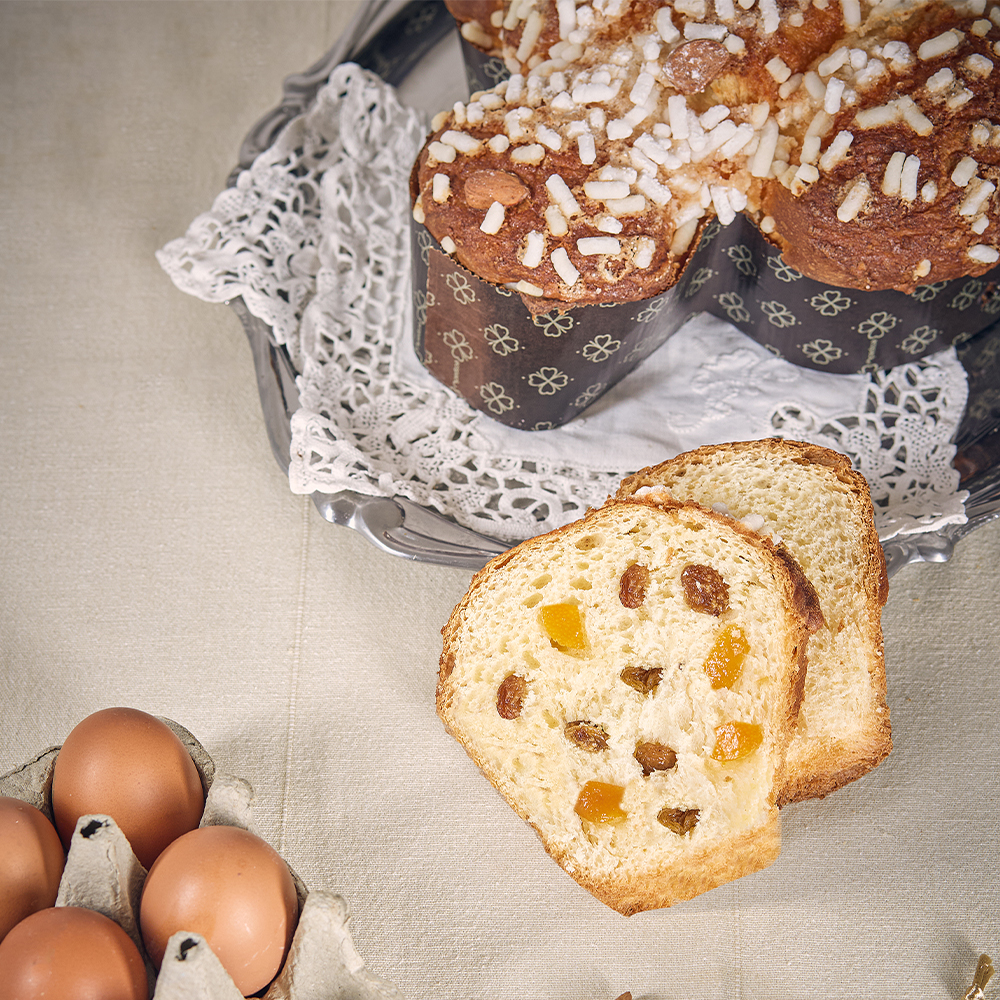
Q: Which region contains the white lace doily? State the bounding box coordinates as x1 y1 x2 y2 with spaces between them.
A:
157 64 968 547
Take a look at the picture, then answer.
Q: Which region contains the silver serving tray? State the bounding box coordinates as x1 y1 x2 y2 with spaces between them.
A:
229 0 1000 573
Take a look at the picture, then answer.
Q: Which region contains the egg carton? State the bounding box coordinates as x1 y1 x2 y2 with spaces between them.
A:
0 718 402 1000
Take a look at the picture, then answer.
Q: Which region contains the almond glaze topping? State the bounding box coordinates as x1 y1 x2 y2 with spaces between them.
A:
463 168 530 209
662 39 732 96
418 1 1000 302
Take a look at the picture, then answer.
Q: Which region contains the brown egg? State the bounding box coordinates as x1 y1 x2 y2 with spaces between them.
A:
140 825 299 996
0 905 147 1000
0 797 66 942
50 707 205 870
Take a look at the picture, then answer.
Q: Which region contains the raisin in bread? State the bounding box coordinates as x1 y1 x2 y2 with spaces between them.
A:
437 496 821 914
415 0 1000 310
617 439 890 805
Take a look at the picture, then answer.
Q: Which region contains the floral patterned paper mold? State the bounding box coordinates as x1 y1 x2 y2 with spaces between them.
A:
411 208 1000 431
412 225 682 431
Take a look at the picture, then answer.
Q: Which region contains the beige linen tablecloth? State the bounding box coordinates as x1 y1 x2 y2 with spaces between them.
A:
1 3 997 998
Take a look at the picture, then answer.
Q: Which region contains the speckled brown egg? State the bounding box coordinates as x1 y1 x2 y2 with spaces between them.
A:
0 905 147 1000
50 707 205 870
139 824 299 996
0 796 66 942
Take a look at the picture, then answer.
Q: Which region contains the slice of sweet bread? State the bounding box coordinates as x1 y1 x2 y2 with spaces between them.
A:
617 439 890 805
437 496 820 915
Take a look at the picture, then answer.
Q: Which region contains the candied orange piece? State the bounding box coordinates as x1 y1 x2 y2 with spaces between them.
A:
702 624 749 689
574 781 628 824
711 721 764 761
540 603 587 650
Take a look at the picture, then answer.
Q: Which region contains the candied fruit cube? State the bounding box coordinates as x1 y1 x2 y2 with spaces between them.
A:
619 665 661 694
574 780 628 823
540 603 587 650
702 623 749 689
711 721 764 761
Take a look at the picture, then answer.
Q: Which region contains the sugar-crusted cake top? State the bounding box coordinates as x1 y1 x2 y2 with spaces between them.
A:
416 0 1000 304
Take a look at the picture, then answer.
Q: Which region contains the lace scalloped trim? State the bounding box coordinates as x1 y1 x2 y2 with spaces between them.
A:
769 358 969 540
157 64 968 547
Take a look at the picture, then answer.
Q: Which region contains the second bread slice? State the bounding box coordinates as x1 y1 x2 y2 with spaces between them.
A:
617 439 891 804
